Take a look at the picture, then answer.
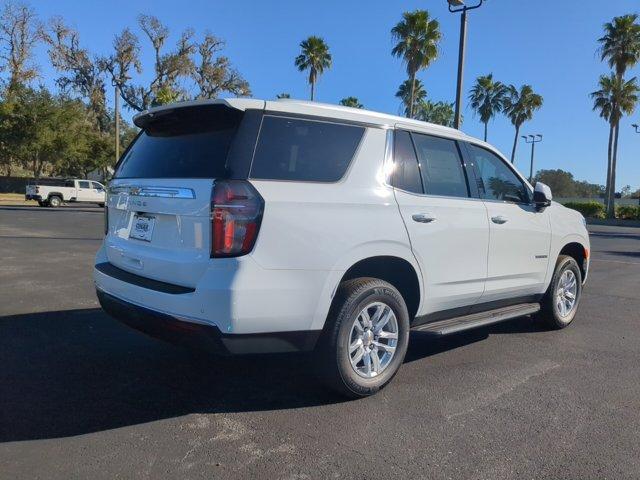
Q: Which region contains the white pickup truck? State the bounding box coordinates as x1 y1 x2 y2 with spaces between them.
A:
25 178 106 207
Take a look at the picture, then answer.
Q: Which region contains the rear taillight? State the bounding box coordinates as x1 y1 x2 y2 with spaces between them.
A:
211 180 264 258
35 187 39 193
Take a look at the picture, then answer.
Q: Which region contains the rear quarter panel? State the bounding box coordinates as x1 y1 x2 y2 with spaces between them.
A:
248 128 419 331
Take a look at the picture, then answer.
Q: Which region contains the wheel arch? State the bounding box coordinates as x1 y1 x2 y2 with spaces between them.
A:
559 241 588 280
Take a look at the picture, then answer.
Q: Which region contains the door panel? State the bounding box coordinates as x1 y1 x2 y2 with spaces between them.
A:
76 181 93 201
464 143 551 300
395 190 489 313
392 130 489 315
483 202 551 299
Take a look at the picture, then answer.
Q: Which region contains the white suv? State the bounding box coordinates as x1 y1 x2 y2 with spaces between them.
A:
95 98 590 397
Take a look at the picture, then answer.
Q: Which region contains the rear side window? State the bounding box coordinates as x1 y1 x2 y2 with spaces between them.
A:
250 116 364 182
78 181 90 188
115 105 243 179
392 130 423 194
411 133 469 198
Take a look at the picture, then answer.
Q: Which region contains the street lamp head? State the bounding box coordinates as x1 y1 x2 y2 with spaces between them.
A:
633 124 638 128
448 0 465 5
521 135 528 140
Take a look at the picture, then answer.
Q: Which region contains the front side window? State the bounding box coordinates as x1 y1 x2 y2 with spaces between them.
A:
412 133 469 198
467 144 530 203
91 182 103 190
392 130 423 194
250 116 364 182
78 181 90 189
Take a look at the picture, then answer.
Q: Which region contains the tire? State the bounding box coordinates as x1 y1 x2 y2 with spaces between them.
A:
537 255 582 329
37 201 45 207
98 203 105 208
315 277 410 398
48 196 62 208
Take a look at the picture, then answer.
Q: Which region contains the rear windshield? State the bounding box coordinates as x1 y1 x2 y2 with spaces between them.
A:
114 105 243 179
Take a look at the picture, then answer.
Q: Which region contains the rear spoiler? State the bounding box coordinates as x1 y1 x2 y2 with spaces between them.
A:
133 98 265 129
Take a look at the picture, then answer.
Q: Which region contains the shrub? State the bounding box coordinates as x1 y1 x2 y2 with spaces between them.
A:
562 201 605 218
615 205 640 220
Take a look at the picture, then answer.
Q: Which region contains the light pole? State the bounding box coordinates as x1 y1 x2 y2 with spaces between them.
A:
522 134 542 183
448 0 485 130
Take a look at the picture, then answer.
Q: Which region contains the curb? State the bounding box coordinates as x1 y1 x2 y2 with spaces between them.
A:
586 218 640 228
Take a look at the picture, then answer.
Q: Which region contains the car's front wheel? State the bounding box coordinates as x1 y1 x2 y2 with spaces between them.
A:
537 255 582 329
315 278 410 398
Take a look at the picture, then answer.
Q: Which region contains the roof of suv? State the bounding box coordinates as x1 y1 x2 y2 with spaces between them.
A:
133 97 473 142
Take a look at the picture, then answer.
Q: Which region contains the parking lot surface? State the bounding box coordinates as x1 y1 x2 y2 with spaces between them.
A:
1 206 639 479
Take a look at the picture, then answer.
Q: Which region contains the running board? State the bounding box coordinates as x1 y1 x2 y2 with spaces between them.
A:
412 303 541 336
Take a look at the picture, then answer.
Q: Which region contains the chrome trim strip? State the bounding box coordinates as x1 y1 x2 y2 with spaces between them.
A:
108 185 196 199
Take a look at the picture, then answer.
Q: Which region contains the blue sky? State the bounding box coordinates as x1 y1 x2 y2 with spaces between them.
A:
28 0 640 189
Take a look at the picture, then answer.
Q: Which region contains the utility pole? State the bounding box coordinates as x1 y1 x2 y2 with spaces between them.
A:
114 84 120 164
447 0 484 130
522 134 543 183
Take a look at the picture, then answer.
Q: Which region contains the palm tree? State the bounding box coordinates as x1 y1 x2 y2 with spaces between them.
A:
468 73 508 141
415 100 455 127
396 79 426 117
597 14 640 214
276 93 291 99
391 10 441 118
339 97 363 108
503 84 543 163
591 74 639 218
598 14 640 79
294 36 332 101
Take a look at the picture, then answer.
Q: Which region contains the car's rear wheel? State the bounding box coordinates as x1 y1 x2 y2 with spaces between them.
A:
48 196 62 208
537 255 582 329
315 278 410 398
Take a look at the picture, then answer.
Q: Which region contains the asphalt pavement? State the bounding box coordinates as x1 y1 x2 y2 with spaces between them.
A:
1 206 639 479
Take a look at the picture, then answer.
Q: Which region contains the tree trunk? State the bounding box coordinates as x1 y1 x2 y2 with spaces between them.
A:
607 122 620 219
510 125 520 163
483 122 488 142
310 80 315 101
604 122 614 213
409 72 416 118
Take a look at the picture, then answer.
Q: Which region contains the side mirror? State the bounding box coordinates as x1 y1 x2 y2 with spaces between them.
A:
533 182 552 209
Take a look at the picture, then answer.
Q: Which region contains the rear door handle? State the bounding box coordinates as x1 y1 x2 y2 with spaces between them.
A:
412 213 436 223
491 215 508 224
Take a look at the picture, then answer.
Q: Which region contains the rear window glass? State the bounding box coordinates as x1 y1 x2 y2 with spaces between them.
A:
250 116 364 182
115 105 243 179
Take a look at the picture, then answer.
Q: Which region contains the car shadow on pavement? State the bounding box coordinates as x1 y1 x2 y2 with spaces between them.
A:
0 308 343 442
0 308 544 442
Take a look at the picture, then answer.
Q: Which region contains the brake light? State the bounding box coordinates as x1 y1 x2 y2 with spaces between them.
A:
211 180 264 257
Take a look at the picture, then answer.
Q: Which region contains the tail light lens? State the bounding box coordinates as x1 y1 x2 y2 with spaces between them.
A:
211 180 264 258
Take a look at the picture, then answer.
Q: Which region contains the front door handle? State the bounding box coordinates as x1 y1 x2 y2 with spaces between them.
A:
491 215 508 224
412 213 436 223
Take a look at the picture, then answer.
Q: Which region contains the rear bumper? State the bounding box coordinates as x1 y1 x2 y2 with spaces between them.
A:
25 194 42 201
97 289 320 354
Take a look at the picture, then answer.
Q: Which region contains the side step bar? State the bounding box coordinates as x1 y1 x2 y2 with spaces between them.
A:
412 303 541 336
